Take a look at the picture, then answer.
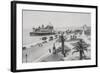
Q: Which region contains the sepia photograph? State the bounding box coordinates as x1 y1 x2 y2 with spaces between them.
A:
22 10 91 63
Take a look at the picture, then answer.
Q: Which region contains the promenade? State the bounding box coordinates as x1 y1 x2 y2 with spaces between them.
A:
22 33 91 63
22 38 58 63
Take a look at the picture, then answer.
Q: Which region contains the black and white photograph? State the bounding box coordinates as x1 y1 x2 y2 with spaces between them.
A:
11 1 97 72
22 10 91 63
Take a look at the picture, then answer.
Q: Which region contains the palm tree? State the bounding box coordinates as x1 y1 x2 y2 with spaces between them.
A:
72 39 90 60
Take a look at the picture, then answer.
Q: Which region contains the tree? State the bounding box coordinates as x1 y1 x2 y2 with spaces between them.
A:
72 39 90 60
61 33 66 57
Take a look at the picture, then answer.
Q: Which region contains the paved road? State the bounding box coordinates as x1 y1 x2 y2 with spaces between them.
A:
22 39 57 63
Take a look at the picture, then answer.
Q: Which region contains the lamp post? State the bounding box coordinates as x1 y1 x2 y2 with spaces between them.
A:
25 54 28 63
53 43 56 54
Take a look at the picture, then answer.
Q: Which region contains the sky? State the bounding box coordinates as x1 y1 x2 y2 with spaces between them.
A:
23 10 91 30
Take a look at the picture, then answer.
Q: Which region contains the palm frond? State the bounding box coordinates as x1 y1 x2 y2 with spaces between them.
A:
72 46 80 50
83 48 88 52
72 50 79 55
71 42 79 46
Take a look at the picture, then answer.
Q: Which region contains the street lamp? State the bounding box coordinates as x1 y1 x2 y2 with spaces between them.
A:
25 54 28 63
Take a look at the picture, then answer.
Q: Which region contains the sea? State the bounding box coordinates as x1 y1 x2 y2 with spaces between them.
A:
23 29 42 45
23 27 68 47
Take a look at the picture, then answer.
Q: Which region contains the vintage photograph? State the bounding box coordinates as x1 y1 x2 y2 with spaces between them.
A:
11 1 97 72
22 10 91 63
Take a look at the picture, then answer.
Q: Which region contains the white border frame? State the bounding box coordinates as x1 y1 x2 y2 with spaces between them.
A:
16 3 96 70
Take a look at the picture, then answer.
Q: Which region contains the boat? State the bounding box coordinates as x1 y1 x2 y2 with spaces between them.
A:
30 24 56 36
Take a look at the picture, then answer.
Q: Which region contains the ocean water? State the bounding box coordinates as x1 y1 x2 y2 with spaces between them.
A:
23 27 67 46
23 29 41 45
